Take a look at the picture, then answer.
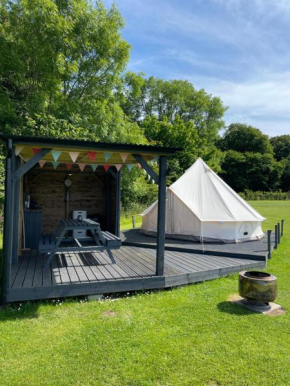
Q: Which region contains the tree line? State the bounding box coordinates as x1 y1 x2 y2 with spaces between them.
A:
0 0 289 213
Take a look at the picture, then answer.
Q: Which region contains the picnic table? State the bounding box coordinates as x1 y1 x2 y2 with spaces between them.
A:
39 218 121 268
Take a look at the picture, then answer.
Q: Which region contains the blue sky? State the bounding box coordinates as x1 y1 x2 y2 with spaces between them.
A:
104 0 290 136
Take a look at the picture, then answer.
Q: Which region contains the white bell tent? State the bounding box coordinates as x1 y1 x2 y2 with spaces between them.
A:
141 158 265 243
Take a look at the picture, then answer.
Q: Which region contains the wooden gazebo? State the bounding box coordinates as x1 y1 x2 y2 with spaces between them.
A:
0 135 180 304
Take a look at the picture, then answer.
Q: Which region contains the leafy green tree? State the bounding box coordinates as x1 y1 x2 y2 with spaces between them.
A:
220 150 283 192
219 123 273 154
119 73 226 178
120 74 227 139
270 135 290 161
280 157 290 191
0 0 144 142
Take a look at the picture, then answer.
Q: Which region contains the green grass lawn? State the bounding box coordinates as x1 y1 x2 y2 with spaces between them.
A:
1 201 290 385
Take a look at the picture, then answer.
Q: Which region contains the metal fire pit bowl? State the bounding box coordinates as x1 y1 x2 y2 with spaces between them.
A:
239 271 277 305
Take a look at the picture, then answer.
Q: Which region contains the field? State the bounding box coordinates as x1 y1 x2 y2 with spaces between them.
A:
0 201 289 385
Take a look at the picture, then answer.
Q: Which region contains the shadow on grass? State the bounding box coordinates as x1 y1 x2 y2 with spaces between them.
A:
0 302 40 321
217 301 254 316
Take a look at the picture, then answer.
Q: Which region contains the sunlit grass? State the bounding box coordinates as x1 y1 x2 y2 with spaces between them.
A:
0 202 289 385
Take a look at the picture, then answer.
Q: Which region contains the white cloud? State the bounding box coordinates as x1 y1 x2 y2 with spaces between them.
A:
188 71 290 136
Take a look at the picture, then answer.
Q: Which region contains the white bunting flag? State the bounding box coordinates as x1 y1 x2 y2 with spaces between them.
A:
39 160 46 168
68 151 79 163
115 164 122 171
15 146 24 156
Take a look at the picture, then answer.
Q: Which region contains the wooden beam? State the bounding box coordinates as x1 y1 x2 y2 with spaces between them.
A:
1 139 13 305
13 148 51 180
133 154 158 184
156 156 167 276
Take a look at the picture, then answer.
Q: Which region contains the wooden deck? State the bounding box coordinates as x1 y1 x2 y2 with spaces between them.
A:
121 229 273 259
7 246 266 302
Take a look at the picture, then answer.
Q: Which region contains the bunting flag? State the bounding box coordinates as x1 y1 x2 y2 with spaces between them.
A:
52 161 59 169
120 153 128 162
15 146 24 156
68 151 79 163
38 160 46 168
104 152 112 162
137 163 142 169
127 164 134 171
91 164 98 172
66 163 72 171
87 151 97 162
51 150 62 162
32 148 41 155
103 165 110 172
115 164 122 171
78 163 86 172
154 155 159 162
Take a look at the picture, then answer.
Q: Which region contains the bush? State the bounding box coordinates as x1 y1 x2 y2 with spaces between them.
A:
239 190 290 200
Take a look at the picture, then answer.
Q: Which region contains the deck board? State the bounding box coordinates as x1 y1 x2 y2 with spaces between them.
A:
8 245 266 302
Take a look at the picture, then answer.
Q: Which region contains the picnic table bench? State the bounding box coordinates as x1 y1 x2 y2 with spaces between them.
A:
39 219 121 268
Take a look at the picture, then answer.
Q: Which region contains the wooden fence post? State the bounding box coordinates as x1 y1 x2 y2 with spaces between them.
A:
274 224 278 249
132 216 136 229
277 222 281 244
281 219 284 237
267 230 272 259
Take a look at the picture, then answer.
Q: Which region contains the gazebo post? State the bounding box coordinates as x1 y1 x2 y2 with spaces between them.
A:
1 139 14 305
12 155 21 265
115 169 121 237
156 156 167 276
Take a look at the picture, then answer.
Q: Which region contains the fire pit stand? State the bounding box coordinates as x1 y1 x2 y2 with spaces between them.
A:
234 271 283 314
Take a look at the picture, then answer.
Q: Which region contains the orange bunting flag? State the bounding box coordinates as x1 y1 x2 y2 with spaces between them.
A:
38 160 46 168
115 164 122 171
120 153 128 163
78 164 86 172
87 151 97 162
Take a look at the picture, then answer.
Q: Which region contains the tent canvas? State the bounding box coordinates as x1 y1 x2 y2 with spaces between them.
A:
141 158 265 243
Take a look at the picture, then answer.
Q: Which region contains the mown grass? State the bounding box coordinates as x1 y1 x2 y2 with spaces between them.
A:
0 201 290 385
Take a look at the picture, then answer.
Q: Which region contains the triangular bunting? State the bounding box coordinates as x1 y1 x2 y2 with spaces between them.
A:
115 164 122 171
52 161 59 169
78 164 86 172
127 164 134 171
103 165 110 172
104 153 112 162
51 150 62 162
87 151 97 162
15 146 24 156
91 164 98 172
38 160 46 168
68 151 79 163
137 163 142 169
32 148 41 155
120 153 128 163
66 163 72 171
